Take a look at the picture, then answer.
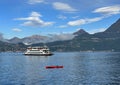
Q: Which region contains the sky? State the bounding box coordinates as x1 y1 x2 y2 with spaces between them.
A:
0 0 120 39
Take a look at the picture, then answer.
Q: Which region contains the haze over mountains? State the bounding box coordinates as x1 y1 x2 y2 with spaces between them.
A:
8 35 49 45
0 18 120 52
0 32 74 45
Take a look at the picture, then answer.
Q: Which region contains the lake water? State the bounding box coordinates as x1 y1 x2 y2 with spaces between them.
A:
0 52 120 85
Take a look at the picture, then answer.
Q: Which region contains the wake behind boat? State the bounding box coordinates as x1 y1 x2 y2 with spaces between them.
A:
24 46 53 56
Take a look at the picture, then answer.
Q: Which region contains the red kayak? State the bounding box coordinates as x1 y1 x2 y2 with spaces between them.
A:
46 66 63 69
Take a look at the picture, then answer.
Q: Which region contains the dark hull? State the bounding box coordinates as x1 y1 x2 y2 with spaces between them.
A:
24 53 53 56
46 66 63 69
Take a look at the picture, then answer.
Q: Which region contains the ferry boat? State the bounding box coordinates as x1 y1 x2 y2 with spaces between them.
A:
24 46 53 56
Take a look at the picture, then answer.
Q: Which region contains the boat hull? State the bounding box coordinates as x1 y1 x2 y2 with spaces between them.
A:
24 53 53 56
46 66 63 69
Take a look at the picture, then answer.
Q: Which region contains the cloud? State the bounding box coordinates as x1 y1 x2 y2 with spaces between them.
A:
58 25 68 28
68 17 103 26
15 11 54 27
0 33 4 40
48 33 75 41
67 5 120 27
0 33 7 42
93 5 120 16
28 0 45 4
89 28 106 34
58 15 67 20
72 16 79 19
12 28 22 32
53 2 77 12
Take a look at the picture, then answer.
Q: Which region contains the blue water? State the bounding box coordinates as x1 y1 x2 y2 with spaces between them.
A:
0 52 120 85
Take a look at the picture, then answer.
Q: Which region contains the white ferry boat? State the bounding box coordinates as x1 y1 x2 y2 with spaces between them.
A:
24 46 53 56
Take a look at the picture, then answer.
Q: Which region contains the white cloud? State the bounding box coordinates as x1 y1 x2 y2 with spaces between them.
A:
72 16 79 19
53 2 77 12
58 15 67 20
15 11 54 27
89 28 106 34
48 33 75 41
68 17 103 26
0 33 7 42
12 28 22 32
67 5 120 27
58 25 67 28
28 0 45 4
93 5 120 16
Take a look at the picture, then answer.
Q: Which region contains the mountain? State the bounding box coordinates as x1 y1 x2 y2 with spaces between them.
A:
94 19 120 39
73 29 89 36
1 18 120 52
22 35 49 45
9 37 22 43
105 19 120 33
8 35 49 45
0 41 26 52
45 18 120 51
73 29 91 39
8 34 75 44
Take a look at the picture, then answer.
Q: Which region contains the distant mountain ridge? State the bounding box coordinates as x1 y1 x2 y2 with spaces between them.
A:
8 35 49 45
9 37 22 43
8 34 75 45
0 18 120 52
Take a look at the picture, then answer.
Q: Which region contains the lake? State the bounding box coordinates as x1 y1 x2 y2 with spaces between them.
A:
0 52 120 85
